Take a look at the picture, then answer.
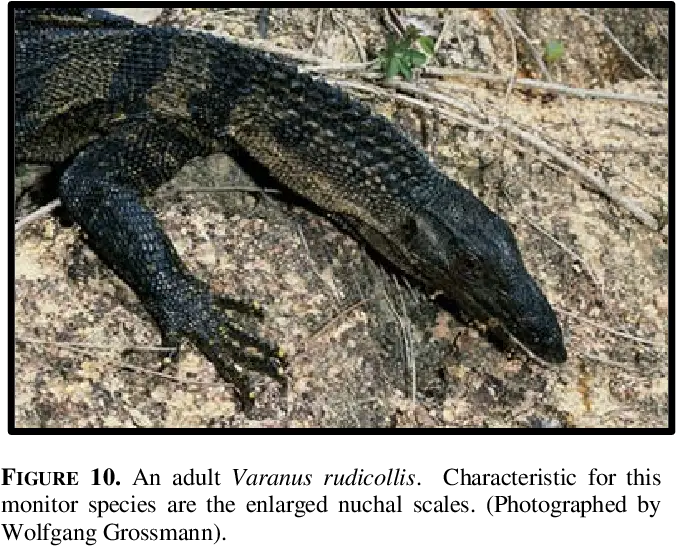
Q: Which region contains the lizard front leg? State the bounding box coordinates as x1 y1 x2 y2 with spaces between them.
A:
57 115 287 407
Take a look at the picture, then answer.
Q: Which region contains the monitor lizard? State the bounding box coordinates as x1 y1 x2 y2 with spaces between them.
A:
14 8 566 407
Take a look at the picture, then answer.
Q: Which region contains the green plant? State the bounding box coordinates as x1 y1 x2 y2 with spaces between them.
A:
378 25 435 81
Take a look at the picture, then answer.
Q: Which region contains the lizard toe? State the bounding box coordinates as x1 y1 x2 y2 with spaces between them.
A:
152 274 288 398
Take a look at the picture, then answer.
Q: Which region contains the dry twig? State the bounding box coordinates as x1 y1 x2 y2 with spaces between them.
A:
433 13 453 55
223 34 665 108
576 8 657 81
418 68 667 106
379 274 416 405
17 337 176 354
556 308 668 350
494 8 518 98
502 122 659 230
382 8 404 38
310 8 325 54
306 298 373 343
15 199 61 232
330 10 366 63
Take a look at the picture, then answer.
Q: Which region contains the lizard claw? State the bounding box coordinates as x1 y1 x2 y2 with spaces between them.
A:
149 273 288 408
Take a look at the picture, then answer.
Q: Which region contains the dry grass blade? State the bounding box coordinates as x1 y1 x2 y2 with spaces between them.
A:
15 199 61 232
576 8 658 81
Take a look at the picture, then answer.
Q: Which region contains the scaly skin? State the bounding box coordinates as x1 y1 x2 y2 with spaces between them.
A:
15 8 566 406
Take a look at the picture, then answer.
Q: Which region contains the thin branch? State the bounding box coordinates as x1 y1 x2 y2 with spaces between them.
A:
17 337 177 353
420 68 667 106
298 60 375 73
576 351 639 372
307 64 668 107
495 9 519 93
309 8 325 54
568 334 666 376
576 8 657 81
505 136 569 177
175 186 281 194
383 78 484 117
209 28 667 108
451 10 468 60
499 9 555 85
500 121 659 230
330 10 366 63
380 274 416 404
494 8 518 98
15 199 61 232
113 361 214 386
306 298 373 343
382 8 404 38
433 13 453 55
394 278 415 406
555 307 668 350
17 337 229 387
548 137 667 205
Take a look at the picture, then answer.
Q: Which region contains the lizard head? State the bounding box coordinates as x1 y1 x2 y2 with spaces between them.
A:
401 187 566 363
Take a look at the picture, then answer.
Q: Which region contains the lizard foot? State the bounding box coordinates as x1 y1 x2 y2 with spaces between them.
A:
150 274 288 409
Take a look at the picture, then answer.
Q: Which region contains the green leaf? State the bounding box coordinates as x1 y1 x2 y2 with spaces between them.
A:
544 40 565 64
406 48 427 67
385 56 401 80
418 35 435 55
399 61 413 81
379 31 433 80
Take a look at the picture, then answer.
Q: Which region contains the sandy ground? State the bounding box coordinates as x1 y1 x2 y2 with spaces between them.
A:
14 8 669 428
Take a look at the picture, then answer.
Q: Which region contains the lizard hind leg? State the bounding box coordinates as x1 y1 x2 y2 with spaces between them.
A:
57 116 287 405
